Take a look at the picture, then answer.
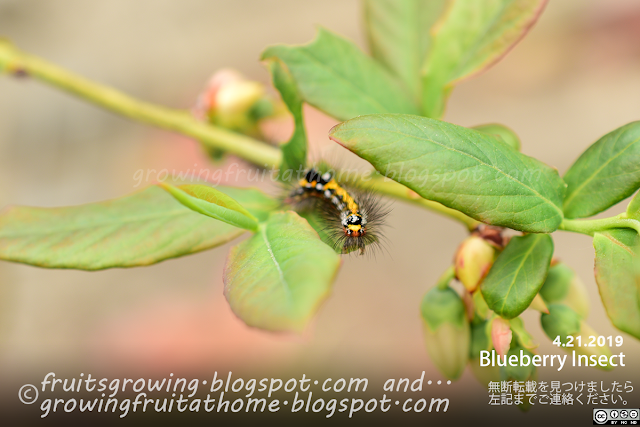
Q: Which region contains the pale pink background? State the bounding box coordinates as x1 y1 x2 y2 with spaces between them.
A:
1 0 639 423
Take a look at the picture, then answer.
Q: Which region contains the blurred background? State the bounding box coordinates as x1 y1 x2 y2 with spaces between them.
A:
1 0 640 424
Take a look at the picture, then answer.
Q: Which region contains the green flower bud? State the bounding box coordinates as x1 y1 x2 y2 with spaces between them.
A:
421 287 470 380
539 262 589 318
469 319 491 357
469 320 500 384
470 356 501 386
541 304 613 371
502 346 536 382
540 304 581 345
454 236 496 292
501 346 537 412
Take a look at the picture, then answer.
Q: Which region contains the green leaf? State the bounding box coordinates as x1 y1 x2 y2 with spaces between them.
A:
422 0 547 118
223 211 341 333
267 59 307 176
472 123 521 151
330 114 565 232
481 234 554 319
218 186 280 222
261 27 419 121
593 229 640 339
159 183 259 231
0 186 275 270
363 0 446 98
563 121 640 218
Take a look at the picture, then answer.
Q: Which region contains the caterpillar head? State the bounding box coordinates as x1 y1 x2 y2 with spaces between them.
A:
342 212 366 237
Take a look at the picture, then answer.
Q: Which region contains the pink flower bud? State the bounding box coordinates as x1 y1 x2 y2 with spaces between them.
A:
193 69 264 127
194 69 243 119
491 317 512 357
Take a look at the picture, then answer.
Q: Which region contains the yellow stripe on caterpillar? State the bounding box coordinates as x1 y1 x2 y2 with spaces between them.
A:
323 180 359 213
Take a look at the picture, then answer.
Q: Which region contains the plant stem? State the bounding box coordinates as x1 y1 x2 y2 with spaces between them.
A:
0 40 281 168
362 177 479 230
560 214 640 236
0 40 478 229
436 266 456 290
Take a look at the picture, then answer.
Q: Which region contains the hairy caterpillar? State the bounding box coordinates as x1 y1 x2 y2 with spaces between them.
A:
285 167 390 255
